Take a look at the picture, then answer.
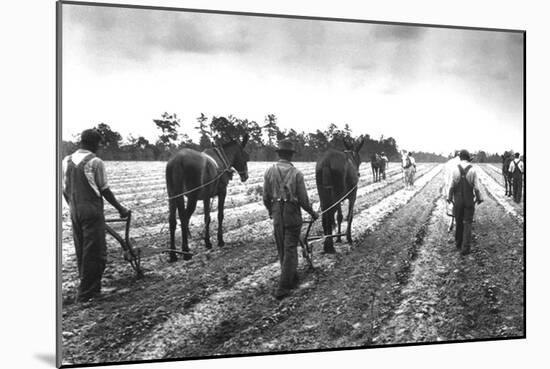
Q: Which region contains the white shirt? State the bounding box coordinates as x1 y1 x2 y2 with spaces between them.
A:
62 149 109 197
508 158 524 174
445 156 461 192
403 155 416 168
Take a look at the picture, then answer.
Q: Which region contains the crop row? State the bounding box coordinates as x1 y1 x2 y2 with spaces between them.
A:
116 164 444 360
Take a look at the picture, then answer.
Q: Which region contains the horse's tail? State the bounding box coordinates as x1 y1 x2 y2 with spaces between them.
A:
317 165 337 231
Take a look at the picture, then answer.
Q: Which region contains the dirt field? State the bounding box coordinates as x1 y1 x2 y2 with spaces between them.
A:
59 161 524 365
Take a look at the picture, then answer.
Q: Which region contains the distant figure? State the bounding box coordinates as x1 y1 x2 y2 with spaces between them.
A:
370 153 383 182
62 129 130 303
501 151 514 197
380 152 389 180
508 152 524 203
402 151 416 189
447 150 484 255
263 139 318 300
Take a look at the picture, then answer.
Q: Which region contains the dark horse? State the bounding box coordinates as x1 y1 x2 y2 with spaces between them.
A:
316 138 364 254
370 153 386 182
502 151 513 197
165 134 249 261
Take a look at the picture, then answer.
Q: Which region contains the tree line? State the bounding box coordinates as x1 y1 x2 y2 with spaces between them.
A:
61 112 469 163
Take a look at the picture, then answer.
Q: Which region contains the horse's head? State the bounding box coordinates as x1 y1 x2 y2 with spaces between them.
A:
343 136 364 171
224 134 250 182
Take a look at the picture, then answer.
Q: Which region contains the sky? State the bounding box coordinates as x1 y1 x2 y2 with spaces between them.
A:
61 4 524 155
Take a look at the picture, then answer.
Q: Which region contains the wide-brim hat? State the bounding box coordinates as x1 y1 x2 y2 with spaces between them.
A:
275 139 296 153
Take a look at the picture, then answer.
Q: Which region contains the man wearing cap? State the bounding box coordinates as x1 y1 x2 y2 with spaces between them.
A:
508 152 524 203
263 139 318 300
446 149 484 255
62 129 130 302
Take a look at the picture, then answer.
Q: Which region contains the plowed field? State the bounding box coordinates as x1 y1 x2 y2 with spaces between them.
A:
59 162 524 366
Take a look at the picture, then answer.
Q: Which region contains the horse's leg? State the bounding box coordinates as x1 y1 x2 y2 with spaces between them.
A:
346 191 357 244
168 198 178 262
322 208 336 254
336 204 343 243
179 195 196 260
203 198 212 249
217 191 226 247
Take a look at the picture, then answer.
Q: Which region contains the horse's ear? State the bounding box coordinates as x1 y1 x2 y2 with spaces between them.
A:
241 133 249 148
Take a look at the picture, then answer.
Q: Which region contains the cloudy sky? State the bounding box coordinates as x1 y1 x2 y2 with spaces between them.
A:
62 3 524 155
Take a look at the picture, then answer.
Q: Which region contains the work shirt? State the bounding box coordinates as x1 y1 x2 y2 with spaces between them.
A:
444 156 461 192
403 155 416 168
508 158 524 174
62 149 109 198
263 160 314 218
447 160 484 203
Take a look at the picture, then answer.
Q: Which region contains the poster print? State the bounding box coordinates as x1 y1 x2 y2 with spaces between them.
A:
57 1 525 367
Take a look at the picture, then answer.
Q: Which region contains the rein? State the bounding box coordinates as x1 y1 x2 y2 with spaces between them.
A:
318 183 359 217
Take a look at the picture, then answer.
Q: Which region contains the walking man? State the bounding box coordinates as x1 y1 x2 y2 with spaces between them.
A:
447 150 484 255
508 152 524 203
62 129 130 302
263 139 318 300
403 151 416 189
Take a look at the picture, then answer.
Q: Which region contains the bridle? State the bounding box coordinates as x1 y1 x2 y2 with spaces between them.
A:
213 145 248 177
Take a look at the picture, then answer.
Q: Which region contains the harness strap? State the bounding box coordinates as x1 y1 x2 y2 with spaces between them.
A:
458 164 472 178
272 164 296 201
213 147 231 172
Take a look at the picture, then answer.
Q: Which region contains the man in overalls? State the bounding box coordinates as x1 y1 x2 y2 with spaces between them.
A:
447 150 484 255
62 129 129 302
508 152 524 203
263 139 318 300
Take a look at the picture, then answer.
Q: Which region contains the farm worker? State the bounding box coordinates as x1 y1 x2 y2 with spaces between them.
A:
446 150 484 255
403 151 416 188
263 139 318 300
62 129 130 303
380 152 389 179
508 152 524 203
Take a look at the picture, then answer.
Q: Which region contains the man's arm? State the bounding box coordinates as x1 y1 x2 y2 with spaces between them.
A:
472 169 484 204
101 188 129 217
262 170 273 217
62 157 69 205
447 171 456 202
296 172 318 219
94 159 129 217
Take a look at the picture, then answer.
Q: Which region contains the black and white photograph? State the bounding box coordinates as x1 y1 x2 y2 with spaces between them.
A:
55 0 527 367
